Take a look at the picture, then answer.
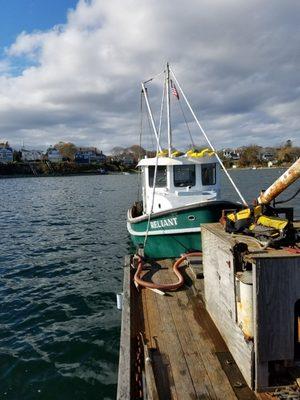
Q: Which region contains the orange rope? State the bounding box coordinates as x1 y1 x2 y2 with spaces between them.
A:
134 252 202 292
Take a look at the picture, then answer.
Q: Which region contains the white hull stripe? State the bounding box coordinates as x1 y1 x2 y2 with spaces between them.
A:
127 222 201 236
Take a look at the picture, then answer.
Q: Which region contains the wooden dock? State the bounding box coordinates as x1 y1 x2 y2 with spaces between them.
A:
118 220 300 399
117 256 264 399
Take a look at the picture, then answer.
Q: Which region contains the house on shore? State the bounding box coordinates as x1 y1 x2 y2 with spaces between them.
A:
46 147 63 163
0 142 13 164
21 148 44 162
222 148 240 161
110 152 137 167
75 147 107 164
259 148 276 162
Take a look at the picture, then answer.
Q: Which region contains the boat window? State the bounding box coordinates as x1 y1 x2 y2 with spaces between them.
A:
201 163 216 185
149 166 167 188
174 165 195 187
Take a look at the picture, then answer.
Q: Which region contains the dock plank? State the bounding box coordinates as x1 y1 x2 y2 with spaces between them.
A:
180 276 238 399
128 258 262 399
142 260 237 399
117 258 131 400
144 285 178 399
159 262 216 399
167 292 215 398
155 286 197 399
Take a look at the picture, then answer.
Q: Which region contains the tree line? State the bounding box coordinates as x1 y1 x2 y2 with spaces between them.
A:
221 140 300 168
112 141 300 167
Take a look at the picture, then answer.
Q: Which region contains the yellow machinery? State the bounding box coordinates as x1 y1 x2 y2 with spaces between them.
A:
225 158 300 246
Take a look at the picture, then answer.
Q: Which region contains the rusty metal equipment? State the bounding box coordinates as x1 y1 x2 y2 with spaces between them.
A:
258 158 300 205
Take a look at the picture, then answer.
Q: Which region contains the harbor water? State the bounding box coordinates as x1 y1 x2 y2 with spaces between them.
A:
0 169 299 400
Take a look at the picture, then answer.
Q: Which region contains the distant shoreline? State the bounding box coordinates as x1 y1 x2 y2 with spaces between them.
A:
0 166 287 179
227 166 287 170
0 171 103 179
0 171 137 179
0 161 136 179
0 160 292 179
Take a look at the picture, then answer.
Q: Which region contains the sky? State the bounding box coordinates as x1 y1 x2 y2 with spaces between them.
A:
0 0 299 153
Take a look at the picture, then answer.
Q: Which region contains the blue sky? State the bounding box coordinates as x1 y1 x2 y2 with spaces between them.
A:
0 0 77 49
0 0 299 152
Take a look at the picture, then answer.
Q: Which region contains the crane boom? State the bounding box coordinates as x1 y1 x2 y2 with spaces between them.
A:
258 158 300 205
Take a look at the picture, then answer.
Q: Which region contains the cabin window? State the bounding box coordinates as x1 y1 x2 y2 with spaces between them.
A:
174 165 195 187
201 163 216 185
149 166 167 188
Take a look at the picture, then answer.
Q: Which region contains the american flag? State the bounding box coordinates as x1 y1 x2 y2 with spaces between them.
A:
171 80 179 100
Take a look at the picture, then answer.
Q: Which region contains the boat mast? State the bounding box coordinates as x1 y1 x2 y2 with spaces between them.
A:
166 62 172 157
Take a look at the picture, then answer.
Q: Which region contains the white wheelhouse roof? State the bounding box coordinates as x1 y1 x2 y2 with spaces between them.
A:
137 156 218 167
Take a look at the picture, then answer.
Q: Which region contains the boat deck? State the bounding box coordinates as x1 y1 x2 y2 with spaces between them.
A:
124 258 266 400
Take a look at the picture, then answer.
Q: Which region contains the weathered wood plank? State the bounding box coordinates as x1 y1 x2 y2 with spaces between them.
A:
161 263 215 399
202 226 254 389
159 261 237 399
143 263 178 399
184 296 238 400
154 266 198 399
216 352 257 400
117 256 131 400
143 338 160 400
167 292 215 398
256 257 300 362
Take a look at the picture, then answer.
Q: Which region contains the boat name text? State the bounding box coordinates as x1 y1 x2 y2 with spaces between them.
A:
150 217 178 229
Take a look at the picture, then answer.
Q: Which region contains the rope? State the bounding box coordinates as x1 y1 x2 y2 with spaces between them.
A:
170 67 248 207
274 186 300 205
177 97 195 148
142 69 165 85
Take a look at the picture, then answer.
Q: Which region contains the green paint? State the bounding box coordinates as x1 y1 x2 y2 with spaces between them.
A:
129 203 230 258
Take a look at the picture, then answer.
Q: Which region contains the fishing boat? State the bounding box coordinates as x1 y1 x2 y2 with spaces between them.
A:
127 63 246 258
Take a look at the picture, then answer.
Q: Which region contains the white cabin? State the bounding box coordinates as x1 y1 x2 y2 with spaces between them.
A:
138 155 220 214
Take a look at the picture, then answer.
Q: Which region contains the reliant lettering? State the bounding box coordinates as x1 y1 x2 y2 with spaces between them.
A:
150 217 178 230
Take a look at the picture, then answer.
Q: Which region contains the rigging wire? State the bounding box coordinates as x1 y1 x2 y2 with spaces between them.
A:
176 97 195 148
136 90 144 201
143 80 166 249
170 66 248 207
142 69 165 85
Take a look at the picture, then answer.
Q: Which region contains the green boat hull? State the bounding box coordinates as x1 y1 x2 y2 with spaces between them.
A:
131 231 200 259
128 201 238 259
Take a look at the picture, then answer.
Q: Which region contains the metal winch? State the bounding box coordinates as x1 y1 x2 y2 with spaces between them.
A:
223 158 300 248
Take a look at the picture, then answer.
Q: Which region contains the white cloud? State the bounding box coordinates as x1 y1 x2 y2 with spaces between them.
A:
7 30 53 59
0 0 299 152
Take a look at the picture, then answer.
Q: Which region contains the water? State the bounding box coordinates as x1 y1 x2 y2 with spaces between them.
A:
0 169 299 400
221 168 300 218
0 175 136 400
